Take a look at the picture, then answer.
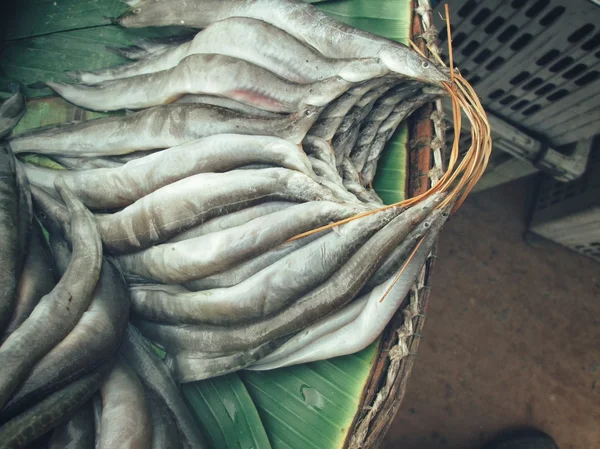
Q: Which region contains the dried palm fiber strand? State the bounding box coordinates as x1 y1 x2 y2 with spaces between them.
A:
324 3 491 448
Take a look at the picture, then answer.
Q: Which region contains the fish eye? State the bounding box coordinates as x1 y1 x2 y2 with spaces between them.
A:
133 8 141 13
422 61 430 69
39 212 46 219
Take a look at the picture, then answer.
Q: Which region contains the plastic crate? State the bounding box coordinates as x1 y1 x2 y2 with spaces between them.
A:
433 0 600 147
529 138 600 261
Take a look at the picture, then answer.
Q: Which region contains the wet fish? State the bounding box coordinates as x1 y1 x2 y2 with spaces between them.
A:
175 94 280 118
53 156 122 170
0 250 129 423
74 17 386 85
121 325 207 449
249 207 448 370
131 207 394 327
118 201 365 284
0 146 23 334
49 54 351 112
9 104 322 156
147 391 182 449
135 193 444 354
183 232 324 290
166 338 286 382
0 362 112 449
117 0 449 85
48 401 95 449
0 86 26 137
0 181 102 409
22 134 315 209
169 202 294 243
1 222 55 344
104 34 195 61
95 167 336 253
98 359 152 449
302 136 336 169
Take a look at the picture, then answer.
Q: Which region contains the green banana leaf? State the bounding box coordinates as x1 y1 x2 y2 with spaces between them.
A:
0 1 412 448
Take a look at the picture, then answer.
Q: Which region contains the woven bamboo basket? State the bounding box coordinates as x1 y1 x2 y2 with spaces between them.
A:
345 1 446 447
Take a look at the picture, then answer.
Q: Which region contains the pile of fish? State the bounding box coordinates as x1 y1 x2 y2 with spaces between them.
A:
0 0 454 447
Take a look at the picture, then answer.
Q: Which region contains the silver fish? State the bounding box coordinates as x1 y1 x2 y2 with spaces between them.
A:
0 362 112 449
130 206 395 327
49 54 352 112
0 251 128 423
116 0 449 85
183 232 325 290
1 221 55 344
249 206 449 370
74 17 386 85
0 86 26 137
135 193 444 354
121 325 208 449
96 167 336 253
175 94 280 118
169 201 294 243
9 104 322 156
118 201 365 284
98 359 152 449
22 134 315 209
0 181 102 409
48 401 95 449
0 146 22 334
147 390 182 449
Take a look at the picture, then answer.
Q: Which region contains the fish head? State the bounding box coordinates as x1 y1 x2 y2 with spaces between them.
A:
282 105 323 145
379 45 450 87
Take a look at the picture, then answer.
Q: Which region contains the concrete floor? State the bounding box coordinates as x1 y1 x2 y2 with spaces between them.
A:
383 177 600 449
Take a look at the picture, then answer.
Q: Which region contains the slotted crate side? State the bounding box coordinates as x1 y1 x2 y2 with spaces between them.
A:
433 0 600 147
530 139 600 262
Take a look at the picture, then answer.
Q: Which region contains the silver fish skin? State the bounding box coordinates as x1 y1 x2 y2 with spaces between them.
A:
0 146 21 334
74 17 387 85
98 359 152 449
1 221 55 344
249 206 449 370
9 104 322 156
97 167 337 253
175 94 280 117
116 0 449 85
121 325 208 449
23 134 315 210
130 205 392 327
102 33 195 62
0 252 129 424
0 87 26 137
169 202 294 243
147 390 182 449
184 232 325 290
0 181 102 409
166 338 286 382
0 362 112 449
131 209 392 326
53 156 122 170
49 54 352 112
118 201 365 284
135 192 445 354
302 135 336 169
48 401 95 449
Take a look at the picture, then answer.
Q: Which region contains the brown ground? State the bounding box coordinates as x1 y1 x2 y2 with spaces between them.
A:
383 177 600 449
